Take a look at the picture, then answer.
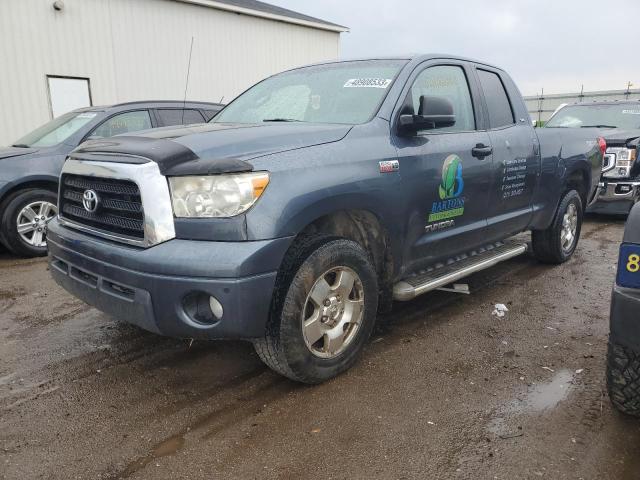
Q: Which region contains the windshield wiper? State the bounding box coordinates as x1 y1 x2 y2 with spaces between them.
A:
580 125 617 129
262 118 302 122
11 143 30 148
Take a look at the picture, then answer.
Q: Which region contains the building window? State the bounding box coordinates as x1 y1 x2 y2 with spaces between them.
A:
47 75 92 118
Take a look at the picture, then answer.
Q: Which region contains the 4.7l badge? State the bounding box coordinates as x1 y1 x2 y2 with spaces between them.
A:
379 160 399 173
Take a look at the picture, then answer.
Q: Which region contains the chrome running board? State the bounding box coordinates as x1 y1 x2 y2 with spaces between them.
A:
393 241 528 301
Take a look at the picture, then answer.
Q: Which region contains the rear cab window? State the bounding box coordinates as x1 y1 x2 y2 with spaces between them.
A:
156 109 205 126
477 69 515 129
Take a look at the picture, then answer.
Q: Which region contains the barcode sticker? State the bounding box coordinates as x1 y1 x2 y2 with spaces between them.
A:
344 78 392 89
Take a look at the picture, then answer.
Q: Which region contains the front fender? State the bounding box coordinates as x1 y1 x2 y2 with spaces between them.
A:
0 174 60 203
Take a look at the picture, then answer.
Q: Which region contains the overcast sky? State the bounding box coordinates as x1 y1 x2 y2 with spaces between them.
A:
268 0 640 96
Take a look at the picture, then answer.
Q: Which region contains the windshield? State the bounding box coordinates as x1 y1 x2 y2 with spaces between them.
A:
546 104 640 129
213 60 407 125
13 111 98 147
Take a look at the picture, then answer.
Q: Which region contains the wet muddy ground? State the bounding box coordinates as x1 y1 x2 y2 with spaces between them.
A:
1 215 639 479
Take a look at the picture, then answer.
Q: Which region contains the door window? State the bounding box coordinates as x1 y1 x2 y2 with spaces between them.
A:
409 65 476 132
90 111 152 138
477 70 515 129
156 109 205 126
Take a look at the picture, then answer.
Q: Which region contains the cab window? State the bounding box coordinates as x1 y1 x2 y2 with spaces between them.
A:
409 65 476 132
477 69 515 129
90 110 152 138
156 108 205 126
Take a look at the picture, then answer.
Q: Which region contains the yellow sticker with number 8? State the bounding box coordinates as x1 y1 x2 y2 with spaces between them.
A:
628 254 640 273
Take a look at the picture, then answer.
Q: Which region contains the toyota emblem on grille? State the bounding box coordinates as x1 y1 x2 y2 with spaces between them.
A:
82 189 99 213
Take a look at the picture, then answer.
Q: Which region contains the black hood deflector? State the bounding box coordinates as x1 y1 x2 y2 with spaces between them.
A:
74 136 253 176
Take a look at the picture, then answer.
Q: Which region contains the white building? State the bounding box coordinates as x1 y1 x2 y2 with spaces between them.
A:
0 0 347 145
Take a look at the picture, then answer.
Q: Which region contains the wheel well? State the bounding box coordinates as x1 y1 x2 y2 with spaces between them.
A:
0 181 58 215
567 169 589 208
294 210 394 311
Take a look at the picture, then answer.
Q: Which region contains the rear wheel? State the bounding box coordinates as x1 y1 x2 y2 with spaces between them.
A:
253 236 378 384
532 189 583 264
607 341 640 417
0 189 57 257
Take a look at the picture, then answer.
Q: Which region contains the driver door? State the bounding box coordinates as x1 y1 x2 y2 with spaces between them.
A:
393 62 493 272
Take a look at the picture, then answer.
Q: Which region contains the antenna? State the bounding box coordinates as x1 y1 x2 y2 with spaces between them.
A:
181 36 195 124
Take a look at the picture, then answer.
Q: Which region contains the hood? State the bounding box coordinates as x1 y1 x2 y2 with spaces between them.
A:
74 122 352 176
0 146 41 161
600 129 640 147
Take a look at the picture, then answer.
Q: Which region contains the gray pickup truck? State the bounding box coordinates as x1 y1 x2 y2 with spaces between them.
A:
47 55 603 383
545 101 640 215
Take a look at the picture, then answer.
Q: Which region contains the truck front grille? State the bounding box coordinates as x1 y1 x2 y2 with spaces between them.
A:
59 174 145 239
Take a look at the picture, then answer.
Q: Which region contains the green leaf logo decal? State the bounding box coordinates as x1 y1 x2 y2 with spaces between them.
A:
438 155 464 200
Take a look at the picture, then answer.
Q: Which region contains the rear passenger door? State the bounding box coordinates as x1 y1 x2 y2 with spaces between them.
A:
393 62 493 270
155 108 206 127
475 67 540 237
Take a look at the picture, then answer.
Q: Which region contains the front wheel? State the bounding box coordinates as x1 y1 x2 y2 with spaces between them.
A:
254 237 378 384
532 189 583 264
0 189 58 257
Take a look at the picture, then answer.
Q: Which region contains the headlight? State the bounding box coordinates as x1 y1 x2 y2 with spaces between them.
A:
604 147 637 178
168 172 269 218
615 148 636 166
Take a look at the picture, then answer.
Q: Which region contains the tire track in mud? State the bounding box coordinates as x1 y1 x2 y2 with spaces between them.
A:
104 373 290 479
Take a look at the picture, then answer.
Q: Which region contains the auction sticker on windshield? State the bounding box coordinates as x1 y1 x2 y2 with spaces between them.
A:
343 78 392 88
617 244 640 288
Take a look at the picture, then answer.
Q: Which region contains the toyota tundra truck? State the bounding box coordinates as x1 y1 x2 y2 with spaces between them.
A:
47 55 603 383
545 100 640 215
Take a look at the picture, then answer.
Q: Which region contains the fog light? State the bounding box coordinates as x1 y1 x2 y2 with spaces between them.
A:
209 296 224 319
182 292 222 325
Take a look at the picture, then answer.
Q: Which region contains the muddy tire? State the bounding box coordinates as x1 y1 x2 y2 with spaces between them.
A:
0 189 58 258
607 341 640 416
532 189 583 264
253 236 378 384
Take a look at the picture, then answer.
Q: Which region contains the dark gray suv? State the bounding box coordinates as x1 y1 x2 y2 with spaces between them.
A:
0 100 223 257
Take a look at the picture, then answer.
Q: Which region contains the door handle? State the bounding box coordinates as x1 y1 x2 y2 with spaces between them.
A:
472 143 493 159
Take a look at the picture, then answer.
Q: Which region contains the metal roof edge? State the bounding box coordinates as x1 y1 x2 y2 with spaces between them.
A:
171 0 349 33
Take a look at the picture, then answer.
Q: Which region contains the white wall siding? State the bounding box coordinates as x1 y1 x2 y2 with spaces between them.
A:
0 0 341 145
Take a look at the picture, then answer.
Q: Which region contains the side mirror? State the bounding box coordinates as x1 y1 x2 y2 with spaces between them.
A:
399 95 456 134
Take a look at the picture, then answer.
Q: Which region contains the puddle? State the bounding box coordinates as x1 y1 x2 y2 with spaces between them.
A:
488 370 575 437
524 369 574 412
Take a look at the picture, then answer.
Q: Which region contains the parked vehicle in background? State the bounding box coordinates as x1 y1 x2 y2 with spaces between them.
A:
0 100 223 257
607 202 640 416
48 55 603 383
545 101 640 215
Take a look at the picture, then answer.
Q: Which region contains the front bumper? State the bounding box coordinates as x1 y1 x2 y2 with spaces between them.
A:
47 219 293 340
609 284 640 350
587 180 640 215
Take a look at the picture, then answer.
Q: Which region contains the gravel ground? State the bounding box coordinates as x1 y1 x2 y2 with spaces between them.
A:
1 215 639 480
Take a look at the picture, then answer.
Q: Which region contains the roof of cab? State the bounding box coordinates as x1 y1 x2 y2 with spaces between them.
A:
74 100 224 114
283 53 505 72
